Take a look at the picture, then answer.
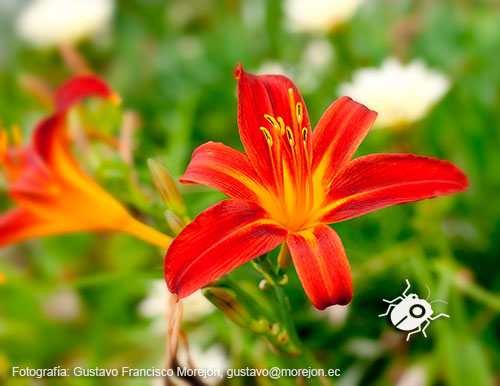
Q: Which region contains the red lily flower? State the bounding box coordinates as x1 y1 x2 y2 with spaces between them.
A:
0 76 171 249
165 65 468 310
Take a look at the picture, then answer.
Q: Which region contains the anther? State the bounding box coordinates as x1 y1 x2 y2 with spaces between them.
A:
302 127 307 144
296 103 303 125
277 117 286 135
260 127 273 146
286 127 294 146
264 115 279 130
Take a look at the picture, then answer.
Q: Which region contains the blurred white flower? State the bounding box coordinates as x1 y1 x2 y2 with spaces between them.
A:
42 286 82 322
302 38 334 70
285 0 364 33
256 61 290 76
257 39 334 94
397 364 427 386
339 58 451 128
138 280 215 335
296 38 335 93
346 338 383 359
180 344 229 386
150 343 229 386
319 304 349 327
16 0 114 48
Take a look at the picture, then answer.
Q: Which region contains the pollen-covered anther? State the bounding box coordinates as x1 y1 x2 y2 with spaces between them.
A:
301 127 307 144
286 127 294 146
264 115 279 130
260 127 273 146
277 117 286 135
296 102 303 125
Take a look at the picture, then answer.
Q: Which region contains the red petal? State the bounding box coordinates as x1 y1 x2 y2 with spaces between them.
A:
30 115 93 190
54 76 116 112
0 209 80 247
8 148 57 198
165 199 287 298
35 76 116 164
32 78 116 186
234 64 312 193
180 141 266 202
287 225 352 310
312 97 377 188
320 154 469 223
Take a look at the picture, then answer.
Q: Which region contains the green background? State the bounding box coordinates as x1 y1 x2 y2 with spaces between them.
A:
0 0 499 385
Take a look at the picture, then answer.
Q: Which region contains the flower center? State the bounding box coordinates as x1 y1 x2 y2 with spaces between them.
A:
257 90 316 232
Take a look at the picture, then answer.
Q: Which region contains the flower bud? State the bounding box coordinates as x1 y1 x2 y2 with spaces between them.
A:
258 279 270 290
148 159 187 217
202 287 252 329
277 242 291 269
277 331 289 345
165 210 186 235
277 274 288 286
268 323 280 335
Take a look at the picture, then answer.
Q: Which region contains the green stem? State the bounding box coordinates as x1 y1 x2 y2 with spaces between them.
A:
252 254 302 354
253 255 331 384
435 262 500 311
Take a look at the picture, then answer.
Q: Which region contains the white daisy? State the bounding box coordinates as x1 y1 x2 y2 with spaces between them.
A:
284 0 364 33
16 0 114 48
338 58 451 128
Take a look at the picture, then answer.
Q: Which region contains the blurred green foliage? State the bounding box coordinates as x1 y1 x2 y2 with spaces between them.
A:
0 1 499 385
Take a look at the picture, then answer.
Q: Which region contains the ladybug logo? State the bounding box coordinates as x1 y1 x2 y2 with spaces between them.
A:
379 279 450 341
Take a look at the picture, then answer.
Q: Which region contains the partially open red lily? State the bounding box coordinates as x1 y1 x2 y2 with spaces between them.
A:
0 76 171 249
165 65 468 310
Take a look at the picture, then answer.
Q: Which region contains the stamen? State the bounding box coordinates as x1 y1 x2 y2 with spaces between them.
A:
302 127 307 144
296 103 303 125
286 127 294 146
264 115 279 130
260 127 273 146
288 88 298 131
277 117 286 135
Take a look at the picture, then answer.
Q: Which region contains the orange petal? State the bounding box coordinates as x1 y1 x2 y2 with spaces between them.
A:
287 225 352 310
30 78 127 215
0 208 81 247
